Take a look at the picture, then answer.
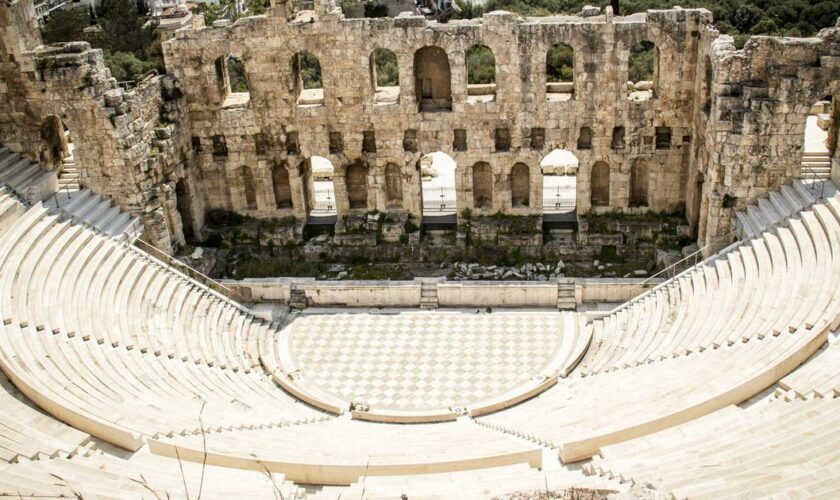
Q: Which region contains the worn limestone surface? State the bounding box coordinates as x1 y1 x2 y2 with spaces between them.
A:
1 0 839 253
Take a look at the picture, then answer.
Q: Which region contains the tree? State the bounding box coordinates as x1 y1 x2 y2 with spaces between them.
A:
373 48 398 87
466 45 495 85
92 0 158 57
246 0 268 15
105 51 156 82
40 9 89 44
730 4 764 33
546 43 574 82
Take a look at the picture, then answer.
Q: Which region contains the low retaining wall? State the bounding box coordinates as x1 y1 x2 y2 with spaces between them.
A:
221 277 663 309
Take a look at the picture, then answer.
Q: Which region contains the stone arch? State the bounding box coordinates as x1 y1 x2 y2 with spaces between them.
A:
370 48 399 104
292 51 323 104
420 151 457 217
175 178 195 242
472 161 493 210
590 161 610 207
510 162 530 208
414 46 451 111
540 149 578 214
546 42 574 100
242 166 258 210
384 163 403 208
39 115 68 169
346 161 368 210
272 163 293 209
630 158 649 207
628 40 657 100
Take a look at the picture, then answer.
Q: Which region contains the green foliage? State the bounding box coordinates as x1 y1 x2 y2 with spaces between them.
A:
247 0 268 14
297 51 322 89
40 9 89 44
194 3 225 25
628 40 654 82
731 4 764 32
364 2 389 17
466 45 495 85
226 56 249 92
373 48 399 87
93 0 158 56
104 51 157 82
546 43 574 82
453 0 486 19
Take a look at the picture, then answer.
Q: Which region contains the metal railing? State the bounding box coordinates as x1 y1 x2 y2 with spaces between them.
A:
591 232 739 319
542 184 576 212
422 186 456 213
799 161 827 200
133 237 247 307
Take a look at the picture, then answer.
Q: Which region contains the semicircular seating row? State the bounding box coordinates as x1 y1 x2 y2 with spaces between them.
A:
478 182 840 463
1 174 840 496
0 200 548 487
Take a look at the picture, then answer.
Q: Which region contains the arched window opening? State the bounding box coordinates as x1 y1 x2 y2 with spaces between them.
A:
346 161 368 210
466 44 495 101
590 161 610 208
371 48 399 105
306 156 337 219
292 51 323 106
611 126 626 150
272 164 293 209
540 149 578 217
241 166 258 210
627 40 657 101
414 46 452 112
385 163 403 208
472 162 493 210
630 158 649 207
799 96 833 182
420 151 457 220
510 163 530 208
546 42 574 101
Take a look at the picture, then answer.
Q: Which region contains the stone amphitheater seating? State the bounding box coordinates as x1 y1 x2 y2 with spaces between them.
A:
0 150 839 497
586 399 840 498
0 147 57 204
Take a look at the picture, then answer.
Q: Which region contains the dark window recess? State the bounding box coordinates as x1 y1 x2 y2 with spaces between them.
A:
362 130 377 153
286 132 300 155
611 126 625 150
329 132 343 154
682 135 691 144
191 136 202 152
494 128 511 152
403 129 418 152
577 126 592 150
255 133 269 155
530 128 545 149
453 129 467 151
211 135 227 157
656 127 672 149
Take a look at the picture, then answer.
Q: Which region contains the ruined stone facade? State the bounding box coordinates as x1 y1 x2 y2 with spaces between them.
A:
1 0 839 253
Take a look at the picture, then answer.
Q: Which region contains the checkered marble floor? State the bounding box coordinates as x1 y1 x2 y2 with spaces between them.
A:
287 311 565 411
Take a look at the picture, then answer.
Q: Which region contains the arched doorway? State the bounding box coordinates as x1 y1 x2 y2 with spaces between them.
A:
630 158 649 207
419 151 457 225
800 97 833 183
540 149 578 217
371 48 399 105
305 156 337 220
